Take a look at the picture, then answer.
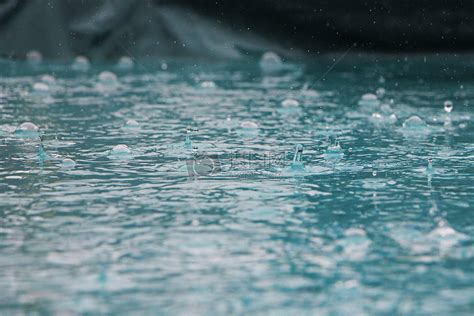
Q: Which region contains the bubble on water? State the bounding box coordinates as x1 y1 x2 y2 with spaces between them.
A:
259 51 283 73
32 82 50 94
281 98 299 107
71 56 90 71
237 121 259 137
161 63 168 71
15 122 39 138
358 93 379 107
41 74 56 84
372 171 377 177
26 50 42 65
110 144 131 156
117 56 134 70
380 103 392 114
387 179 396 185
402 115 428 130
378 76 385 84
443 100 453 113
376 87 386 98
240 121 258 129
200 81 216 89
61 158 76 169
98 71 117 84
125 119 139 127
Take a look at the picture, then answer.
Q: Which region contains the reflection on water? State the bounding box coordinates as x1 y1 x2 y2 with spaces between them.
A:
0 55 473 314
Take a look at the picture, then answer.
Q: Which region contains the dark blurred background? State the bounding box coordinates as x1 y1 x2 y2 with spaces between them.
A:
0 0 472 60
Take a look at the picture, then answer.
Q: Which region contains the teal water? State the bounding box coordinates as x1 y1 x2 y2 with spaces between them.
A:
0 55 473 315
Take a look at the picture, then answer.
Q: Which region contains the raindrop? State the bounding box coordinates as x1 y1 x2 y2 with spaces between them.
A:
376 87 386 98
110 144 131 156
32 82 50 94
98 71 117 84
15 122 39 138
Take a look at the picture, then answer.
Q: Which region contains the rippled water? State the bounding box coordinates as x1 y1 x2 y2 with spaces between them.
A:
1 55 473 315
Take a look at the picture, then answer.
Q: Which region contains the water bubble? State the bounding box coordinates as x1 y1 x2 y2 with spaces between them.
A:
110 144 131 156
15 122 39 138
117 56 134 70
26 50 42 65
376 87 386 98
41 74 56 84
125 119 139 127
402 115 428 130
71 56 90 71
281 98 299 107
443 100 453 113
259 51 283 73
32 82 50 94
372 171 377 177
161 63 168 71
358 93 379 108
98 71 118 84
61 158 76 169
200 81 216 89
237 121 259 137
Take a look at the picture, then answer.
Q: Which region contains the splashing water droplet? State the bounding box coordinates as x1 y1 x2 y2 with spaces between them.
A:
443 100 453 113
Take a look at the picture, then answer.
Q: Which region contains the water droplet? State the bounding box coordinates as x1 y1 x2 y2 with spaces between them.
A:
443 100 453 113
71 56 90 71
324 142 344 159
372 171 377 177
161 63 168 70
117 56 134 70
